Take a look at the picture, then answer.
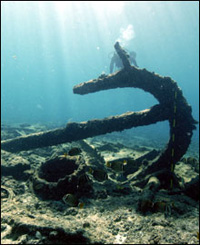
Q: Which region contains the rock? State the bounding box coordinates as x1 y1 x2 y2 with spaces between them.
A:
1 151 30 180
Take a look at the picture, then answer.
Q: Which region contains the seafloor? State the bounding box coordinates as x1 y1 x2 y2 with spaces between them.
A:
1 123 199 244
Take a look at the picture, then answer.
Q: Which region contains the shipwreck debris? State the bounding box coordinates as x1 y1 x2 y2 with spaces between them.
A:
1 42 197 188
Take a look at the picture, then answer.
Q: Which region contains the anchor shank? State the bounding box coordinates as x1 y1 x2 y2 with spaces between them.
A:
1 105 167 153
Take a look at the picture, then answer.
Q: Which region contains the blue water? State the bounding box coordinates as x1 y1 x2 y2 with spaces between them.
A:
1 1 199 151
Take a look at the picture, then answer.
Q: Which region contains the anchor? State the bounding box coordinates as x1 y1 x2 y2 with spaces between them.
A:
1 42 197 189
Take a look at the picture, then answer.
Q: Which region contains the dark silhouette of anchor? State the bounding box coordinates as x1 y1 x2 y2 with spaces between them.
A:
1 42 197 188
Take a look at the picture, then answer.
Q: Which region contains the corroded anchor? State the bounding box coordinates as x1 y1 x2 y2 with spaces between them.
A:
1 42 197 188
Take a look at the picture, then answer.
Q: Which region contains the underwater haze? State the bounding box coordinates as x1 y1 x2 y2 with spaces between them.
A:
1 1 199 151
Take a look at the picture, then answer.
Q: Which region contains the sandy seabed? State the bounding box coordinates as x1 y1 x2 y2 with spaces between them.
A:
1 123 199 244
